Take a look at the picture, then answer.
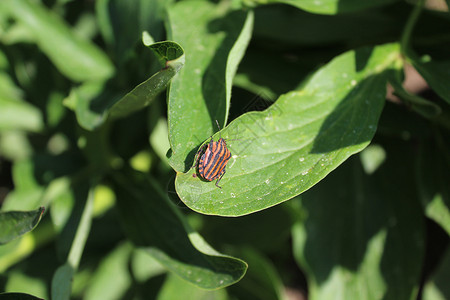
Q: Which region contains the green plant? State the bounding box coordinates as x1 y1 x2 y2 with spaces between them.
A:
0 0 449 299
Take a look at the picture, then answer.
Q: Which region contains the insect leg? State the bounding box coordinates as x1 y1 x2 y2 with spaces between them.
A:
215 169 226 189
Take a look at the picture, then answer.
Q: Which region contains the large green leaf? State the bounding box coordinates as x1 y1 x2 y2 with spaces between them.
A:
176 43 401 216
0 207 45 245
0 0 114 82
292 153 424 300
113 170 247 290
167 1 254 172
263 0 398 15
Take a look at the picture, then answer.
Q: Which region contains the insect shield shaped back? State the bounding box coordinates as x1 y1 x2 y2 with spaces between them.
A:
194 121 232 188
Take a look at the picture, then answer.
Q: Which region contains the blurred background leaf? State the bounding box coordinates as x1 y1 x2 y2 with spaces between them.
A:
226 247 289 300
51 182 93 300
410 56 450 105
108 41 185 120
157 273 229 300
0 293 44 300
292 150 424 300
95 0 171 65
0 207 44 245
422 246 450 300
262 0 398 14
0 0 114 82
113 170 247 289
416 131 450 236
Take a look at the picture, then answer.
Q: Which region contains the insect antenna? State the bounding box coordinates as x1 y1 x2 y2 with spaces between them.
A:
215 120 223 138
215 119 242 143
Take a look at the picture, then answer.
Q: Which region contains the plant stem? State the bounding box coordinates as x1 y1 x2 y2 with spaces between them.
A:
401 0 426 55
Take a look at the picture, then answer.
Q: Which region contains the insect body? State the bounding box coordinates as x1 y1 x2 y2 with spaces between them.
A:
196 125 232 188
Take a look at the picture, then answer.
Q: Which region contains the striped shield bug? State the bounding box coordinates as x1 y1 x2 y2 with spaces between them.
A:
195 121 232 188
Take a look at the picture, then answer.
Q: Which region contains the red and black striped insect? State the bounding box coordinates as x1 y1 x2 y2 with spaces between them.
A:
195 121 232 188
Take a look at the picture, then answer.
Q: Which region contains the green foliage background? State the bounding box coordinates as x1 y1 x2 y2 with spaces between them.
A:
0 0 449 299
